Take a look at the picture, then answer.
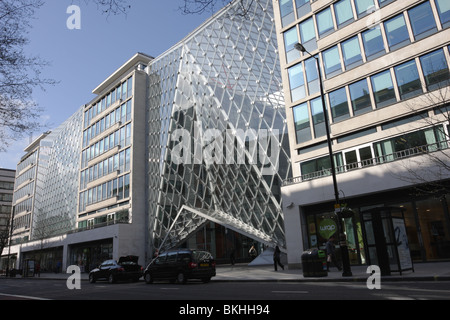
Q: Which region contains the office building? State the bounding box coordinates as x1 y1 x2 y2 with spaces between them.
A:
275 0 450 267
2 0 291 271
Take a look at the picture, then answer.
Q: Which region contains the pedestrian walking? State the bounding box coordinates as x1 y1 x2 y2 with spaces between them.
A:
326 236 342 271
249 244 257 260
273 246 284 271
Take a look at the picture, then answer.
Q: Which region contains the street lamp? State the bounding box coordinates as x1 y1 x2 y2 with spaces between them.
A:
294 43 352 277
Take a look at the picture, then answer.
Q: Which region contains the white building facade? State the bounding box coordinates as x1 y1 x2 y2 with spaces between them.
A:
273 0 450 267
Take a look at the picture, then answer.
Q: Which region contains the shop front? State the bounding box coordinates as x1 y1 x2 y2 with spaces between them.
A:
68 239 113 272
302 188 450 265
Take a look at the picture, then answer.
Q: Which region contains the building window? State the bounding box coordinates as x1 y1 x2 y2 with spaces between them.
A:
329 87 350 122
280 0 295 27
334 0 354 28
377 0 394 8
374 126 447 162
362 27 385 61
420 49 450 91
288 63 306 102
384 14 410 51
371 70 396 108
310 97 326 138
293 103 312 144
300 153 344 179
408 1 437 41
296 0 311 19
349 79 372 115
304 56 319 95
354 0 375 18
299 17 317 52
436 0 450 28
284 27 300 63
341 36 363 69
394 59 422 100
316 7 334 38
322 46 342 78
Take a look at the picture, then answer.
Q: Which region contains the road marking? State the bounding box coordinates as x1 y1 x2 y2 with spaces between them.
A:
161 287 180 290
272 290 309 294
0 293 51 300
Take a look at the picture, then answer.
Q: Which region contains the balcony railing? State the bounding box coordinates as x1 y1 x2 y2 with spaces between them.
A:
283 140 450 186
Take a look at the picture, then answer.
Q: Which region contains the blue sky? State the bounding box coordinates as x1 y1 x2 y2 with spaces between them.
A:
0 0 214 170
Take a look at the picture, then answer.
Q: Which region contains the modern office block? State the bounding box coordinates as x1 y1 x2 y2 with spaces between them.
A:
274 0 450 267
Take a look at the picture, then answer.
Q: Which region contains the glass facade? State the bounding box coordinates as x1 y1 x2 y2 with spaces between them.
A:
146 0 291 253
31 109 83 240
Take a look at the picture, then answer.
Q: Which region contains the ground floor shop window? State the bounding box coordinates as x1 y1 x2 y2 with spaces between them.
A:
305 210 365 265
69 239 113 272
302 191 450 264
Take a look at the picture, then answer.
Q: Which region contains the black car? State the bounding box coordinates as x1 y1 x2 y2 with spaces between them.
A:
143 249 216 284
89 255 143 284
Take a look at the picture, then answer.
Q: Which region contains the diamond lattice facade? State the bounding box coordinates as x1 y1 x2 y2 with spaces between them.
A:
146 0 291 253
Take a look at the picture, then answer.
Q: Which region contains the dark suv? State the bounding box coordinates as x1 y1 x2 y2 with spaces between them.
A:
143 249 216 284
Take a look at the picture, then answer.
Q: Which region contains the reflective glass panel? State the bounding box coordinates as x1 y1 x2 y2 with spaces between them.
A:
408 1 437 40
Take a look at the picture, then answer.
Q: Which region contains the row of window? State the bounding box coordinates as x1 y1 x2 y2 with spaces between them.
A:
299 125 447 179
83 76 133 129
82 99 132 148
12 213 31 231
81 123 132 169
78 173 130 212
80 148 131 190
288 0 450 102
285 0 450 62
16 152 37 176
293 46 450 144
0 193 13 202
14 166 36 189
12 181 34 204
0 181 14 191
0 205 12 214
280 0 395 28
12 198 32 216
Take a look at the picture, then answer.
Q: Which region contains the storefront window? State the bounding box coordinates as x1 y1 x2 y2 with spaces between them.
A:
391 201 423 261
416 197 450 260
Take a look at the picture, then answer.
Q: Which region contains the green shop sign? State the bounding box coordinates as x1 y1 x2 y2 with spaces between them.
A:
319 219 337 239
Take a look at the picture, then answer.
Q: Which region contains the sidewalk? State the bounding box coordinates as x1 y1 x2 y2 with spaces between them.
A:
5 261 450 282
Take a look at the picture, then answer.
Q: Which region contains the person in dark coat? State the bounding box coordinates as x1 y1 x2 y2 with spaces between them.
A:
273 246 284 271
326 236 342 271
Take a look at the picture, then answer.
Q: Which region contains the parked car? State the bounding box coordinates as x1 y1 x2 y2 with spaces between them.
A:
144 249 216 284
89 255 143 284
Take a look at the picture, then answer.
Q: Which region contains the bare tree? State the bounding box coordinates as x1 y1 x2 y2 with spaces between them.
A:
394 70 450 197
0 0 131 153
179 0 255 16
77 0 131 16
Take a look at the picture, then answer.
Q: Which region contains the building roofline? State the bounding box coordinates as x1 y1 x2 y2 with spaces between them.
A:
24 131 52 153
92 52 153 95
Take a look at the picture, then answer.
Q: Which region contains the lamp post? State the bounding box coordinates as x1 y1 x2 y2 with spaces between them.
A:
294 43 352 277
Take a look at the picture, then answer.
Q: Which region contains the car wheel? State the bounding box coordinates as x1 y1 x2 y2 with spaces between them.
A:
144 273 153 284
176 272 186 284
108 273 116 284
89 274 96 284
